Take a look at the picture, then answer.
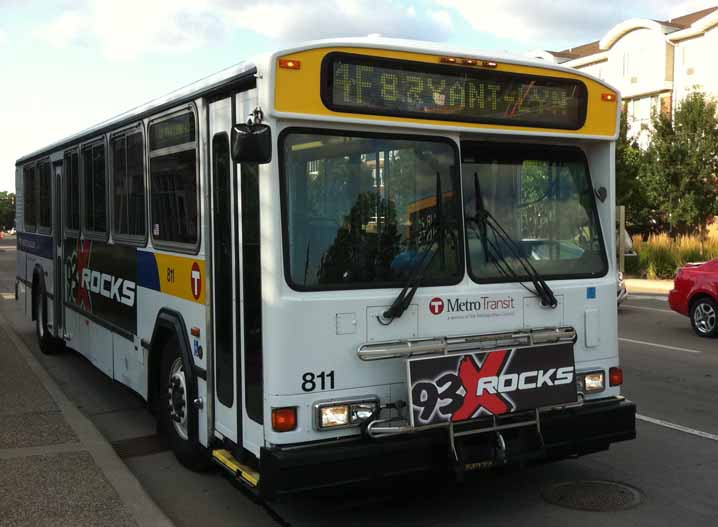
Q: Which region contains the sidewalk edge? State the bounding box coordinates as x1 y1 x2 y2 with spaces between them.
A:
0 311 174 527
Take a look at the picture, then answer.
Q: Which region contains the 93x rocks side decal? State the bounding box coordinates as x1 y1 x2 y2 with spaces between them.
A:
65 239 137 334
408 342 577 426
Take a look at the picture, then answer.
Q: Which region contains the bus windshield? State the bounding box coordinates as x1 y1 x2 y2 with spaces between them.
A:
462 143 607 283
281 131 462 290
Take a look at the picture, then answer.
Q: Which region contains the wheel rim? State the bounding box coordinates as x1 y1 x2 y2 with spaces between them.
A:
694 302 716 334
168 357 189 440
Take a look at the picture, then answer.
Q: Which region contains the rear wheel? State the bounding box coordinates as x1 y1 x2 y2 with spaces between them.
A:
34 282 60 354
690 297 718 337
158 337 210 471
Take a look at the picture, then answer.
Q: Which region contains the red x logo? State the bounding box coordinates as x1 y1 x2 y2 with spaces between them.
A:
452 351 511 422
76 240 92 311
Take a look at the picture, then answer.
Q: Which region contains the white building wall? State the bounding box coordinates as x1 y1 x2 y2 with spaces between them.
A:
557 13 718 149
603 28 670 99
674 27 718 107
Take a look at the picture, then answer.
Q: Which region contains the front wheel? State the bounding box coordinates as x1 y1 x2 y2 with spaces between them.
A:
158 337 210 471
690 297 718 337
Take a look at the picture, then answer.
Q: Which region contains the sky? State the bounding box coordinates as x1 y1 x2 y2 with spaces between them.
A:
1 0 716 192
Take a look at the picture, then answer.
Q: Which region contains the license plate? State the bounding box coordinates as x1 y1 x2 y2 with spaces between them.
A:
407 342 577 427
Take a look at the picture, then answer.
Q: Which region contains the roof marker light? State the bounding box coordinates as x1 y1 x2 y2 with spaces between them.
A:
279 59 301 70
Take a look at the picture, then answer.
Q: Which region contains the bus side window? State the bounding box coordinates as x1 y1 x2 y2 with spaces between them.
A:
23 165 36 232
37 160 52 234
83 142 107 236
112 130 146 241
64 151 80 233
148 111 198 249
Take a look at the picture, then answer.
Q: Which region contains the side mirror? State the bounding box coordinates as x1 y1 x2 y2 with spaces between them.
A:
231 124 272 164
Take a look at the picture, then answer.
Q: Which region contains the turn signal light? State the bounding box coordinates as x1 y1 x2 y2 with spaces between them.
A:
609 367 623 386
602 93 617 102
272 407 297 432
279 59 301 70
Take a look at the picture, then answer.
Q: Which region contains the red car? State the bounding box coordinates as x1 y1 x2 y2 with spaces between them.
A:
669 260 718 337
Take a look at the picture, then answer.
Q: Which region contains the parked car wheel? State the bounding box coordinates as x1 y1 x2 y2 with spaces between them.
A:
690 297 718 337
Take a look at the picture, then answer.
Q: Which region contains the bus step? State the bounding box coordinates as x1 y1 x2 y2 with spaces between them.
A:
212 449 260 488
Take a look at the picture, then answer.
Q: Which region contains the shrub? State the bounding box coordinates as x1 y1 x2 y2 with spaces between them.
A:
627 233 718 279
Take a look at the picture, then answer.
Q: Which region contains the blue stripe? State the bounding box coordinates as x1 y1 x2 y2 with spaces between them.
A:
17 232 53 259
137 250 161 291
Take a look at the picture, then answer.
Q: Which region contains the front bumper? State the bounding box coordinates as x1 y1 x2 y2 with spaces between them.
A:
259 397 636 499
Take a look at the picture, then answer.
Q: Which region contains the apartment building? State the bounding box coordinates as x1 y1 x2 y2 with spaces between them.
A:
533 6 718 147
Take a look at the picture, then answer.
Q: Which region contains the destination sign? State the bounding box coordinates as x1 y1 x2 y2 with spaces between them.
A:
149 112 196 151
322 53 588 130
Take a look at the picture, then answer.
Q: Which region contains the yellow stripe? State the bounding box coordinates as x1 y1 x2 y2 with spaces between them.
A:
212 449 260 487
153 253 206 304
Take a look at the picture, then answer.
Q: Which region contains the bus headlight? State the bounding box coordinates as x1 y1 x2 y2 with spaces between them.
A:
315 399 378 430
320 405 350 428
578 371 605 393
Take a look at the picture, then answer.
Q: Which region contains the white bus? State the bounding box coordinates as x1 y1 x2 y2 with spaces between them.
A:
15 38 635 498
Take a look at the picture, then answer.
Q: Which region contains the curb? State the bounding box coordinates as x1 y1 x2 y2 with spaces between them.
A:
625 280 672 296
0 311 174 527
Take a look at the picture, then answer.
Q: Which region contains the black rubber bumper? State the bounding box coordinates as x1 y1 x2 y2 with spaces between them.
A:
260 398 636 499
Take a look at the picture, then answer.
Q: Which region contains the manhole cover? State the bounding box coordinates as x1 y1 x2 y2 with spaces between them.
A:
542 480 642 511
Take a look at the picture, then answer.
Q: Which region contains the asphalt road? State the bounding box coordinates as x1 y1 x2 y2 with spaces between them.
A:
2 236 717 526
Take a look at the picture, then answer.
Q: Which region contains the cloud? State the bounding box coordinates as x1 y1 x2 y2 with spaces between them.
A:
34 0 227 59
223 1 452 42
438 0 718 48
34 0 454 60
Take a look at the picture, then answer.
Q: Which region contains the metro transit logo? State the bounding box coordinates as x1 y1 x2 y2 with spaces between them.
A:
429 297 445 315
428 295 516 315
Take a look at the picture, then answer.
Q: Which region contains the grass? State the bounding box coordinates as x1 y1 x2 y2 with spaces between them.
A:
627 233 718 279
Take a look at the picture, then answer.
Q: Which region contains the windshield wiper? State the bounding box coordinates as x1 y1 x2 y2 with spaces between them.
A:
382 173 444 322
470 172 557 309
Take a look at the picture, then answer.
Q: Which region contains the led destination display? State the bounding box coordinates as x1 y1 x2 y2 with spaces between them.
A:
323 53 588 130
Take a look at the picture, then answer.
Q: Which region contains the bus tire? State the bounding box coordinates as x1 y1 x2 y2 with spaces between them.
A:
159 336 211 471
34 281 59 355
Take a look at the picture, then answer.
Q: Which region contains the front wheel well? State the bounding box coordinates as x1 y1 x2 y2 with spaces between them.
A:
146 310 196 438
688 293 716 314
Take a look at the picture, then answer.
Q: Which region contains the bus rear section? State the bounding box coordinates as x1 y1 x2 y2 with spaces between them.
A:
256 126 635 498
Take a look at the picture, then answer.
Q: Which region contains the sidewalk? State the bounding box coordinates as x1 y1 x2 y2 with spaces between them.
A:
624 278 673 296
0 306 173 527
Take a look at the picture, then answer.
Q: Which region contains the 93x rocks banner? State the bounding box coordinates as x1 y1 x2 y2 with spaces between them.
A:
407 343 576 426
64 239 137 334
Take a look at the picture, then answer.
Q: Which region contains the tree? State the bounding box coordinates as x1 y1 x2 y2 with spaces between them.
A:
644 92 718 235
0 192 15 231
615 110 656 235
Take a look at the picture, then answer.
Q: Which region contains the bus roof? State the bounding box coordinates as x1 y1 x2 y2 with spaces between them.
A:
16 37 619 166
269 36 617 90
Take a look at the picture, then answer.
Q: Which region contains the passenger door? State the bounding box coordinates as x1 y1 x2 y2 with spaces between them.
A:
53 161 63 338
208 96 240 443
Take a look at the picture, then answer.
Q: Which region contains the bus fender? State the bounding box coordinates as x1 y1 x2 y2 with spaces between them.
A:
147 308 199 444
